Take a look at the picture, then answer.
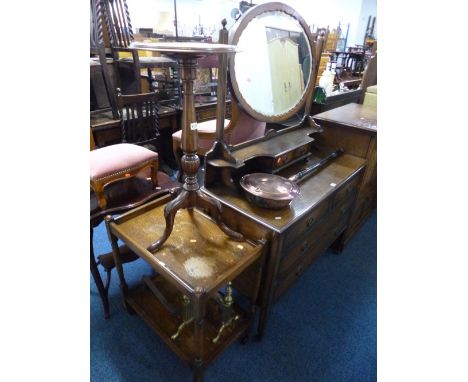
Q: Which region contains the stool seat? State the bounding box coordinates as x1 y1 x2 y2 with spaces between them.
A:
90 143 159 209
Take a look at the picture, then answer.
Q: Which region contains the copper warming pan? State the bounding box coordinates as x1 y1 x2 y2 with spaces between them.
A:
240 149 344 209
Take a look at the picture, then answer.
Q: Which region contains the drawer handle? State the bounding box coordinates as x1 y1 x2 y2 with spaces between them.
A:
295 264 303 276
340 206 348 215
306 216 315 227
301 241 309 253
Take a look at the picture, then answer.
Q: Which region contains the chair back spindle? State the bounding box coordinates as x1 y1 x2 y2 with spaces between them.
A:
104 0 134 48
117 89 160 149
90 0 119 118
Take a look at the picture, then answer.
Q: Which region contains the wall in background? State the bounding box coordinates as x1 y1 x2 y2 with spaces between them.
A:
356 0 377 45
127 0 376 47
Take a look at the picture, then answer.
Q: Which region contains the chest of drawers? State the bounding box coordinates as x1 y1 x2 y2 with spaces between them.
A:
203 152 365 339
313 103 377 250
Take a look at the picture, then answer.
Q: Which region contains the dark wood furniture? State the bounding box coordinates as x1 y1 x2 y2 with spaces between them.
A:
140 43 243 253
90 113 180 318
195 3 366 338
313 102 377 250
204 141 365 338
90 173 178 318
198 3 369 340
116 89 161 151
91 105 176 147
92 90 178 171
89 0 119 147
90 0 119 121
105 193 265 381
196 99 232 122
94 10 375 382
91 101 231 163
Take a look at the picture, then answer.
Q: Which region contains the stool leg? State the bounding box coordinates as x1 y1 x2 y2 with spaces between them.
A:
90 227 110 319
92 183 107 210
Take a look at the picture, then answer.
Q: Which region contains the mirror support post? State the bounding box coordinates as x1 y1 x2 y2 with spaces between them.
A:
204 19 239 168
215 19 229 142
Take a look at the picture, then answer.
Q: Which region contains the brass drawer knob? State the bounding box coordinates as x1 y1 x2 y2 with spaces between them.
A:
300 241 309 253
306 216 315 227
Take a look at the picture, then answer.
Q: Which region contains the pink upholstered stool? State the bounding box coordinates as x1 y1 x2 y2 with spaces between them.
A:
90 143 159 209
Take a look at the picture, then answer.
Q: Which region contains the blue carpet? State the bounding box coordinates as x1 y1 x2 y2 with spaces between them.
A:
91 210 376 381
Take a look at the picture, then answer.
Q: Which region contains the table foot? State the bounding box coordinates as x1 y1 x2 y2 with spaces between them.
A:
147 189 190 252
196 189 244 242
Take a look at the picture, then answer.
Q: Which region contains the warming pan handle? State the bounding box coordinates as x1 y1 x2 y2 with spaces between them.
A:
288 148 344 183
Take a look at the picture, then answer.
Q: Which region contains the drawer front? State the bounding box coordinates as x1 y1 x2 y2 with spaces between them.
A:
347 188 374 235
283 197 330 250
196 104 232 123
274 217 347 301
196 108 216 122
278 196 354 281
333 172 361 208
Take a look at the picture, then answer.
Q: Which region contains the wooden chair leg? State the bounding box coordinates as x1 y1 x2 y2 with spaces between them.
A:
150 161 158 189
92 183 107 210
90 227 110 319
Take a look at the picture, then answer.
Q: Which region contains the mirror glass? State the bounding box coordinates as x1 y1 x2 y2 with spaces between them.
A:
233 10 312 118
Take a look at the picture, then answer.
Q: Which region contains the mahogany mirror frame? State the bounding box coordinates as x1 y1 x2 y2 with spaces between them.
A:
228 2 317 124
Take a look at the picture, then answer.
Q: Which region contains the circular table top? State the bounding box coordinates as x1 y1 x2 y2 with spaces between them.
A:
130 41 237 56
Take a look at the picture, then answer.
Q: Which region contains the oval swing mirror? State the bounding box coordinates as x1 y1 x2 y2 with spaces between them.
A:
229 2 315 123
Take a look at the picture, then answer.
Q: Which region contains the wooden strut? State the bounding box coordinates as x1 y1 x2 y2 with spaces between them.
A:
147 50 243 253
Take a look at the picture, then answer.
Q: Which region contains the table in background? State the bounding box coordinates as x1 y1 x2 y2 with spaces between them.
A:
91 101 231 167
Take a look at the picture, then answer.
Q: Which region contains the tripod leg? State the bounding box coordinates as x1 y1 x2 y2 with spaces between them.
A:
196 190 244 241
147 189 190 252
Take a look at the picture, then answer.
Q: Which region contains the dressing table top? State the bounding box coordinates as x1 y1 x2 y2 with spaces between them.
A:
204 153 365 233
